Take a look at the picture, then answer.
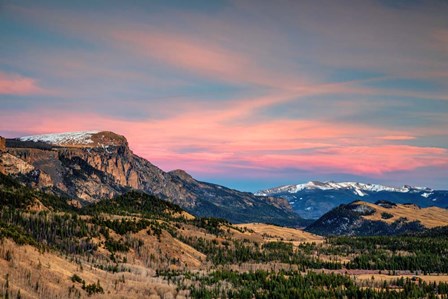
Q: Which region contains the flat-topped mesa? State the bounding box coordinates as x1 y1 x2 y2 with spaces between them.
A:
91 131 128 147
18 131 128 148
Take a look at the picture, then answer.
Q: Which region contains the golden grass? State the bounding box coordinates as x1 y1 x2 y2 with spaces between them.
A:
169 210 195 220
358 201 448 228
235 223 324 245
357 273 448 283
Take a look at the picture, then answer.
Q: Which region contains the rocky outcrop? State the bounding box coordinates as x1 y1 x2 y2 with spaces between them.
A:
0 153 35 174
0 150 53 188
2 131 305 226
0 136 5 152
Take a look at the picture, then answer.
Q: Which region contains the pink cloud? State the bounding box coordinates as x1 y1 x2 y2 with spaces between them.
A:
4 108 446 178
112 30 424 104
244 145 448 175
377 135 416 141
0 72 42 95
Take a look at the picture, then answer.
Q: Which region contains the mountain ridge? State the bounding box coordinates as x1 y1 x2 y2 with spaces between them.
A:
257 180 435 197
0 131 304 226
257 180 448 219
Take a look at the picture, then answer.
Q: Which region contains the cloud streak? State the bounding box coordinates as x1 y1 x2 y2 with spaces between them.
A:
112 29 313 91
0 72 43 95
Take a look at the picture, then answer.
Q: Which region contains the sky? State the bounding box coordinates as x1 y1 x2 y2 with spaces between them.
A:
1 0 448 191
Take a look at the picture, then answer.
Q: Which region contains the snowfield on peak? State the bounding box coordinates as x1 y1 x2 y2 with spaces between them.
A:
19 131 100 146
256 181 433 197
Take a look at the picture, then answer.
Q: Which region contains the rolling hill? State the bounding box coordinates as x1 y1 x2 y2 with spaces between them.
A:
306 200 448 236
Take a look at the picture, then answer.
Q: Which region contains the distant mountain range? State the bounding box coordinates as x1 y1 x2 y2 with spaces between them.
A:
0 131 304 227
257 181 448 219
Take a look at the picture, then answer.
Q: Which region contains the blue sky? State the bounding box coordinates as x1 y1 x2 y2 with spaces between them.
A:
1 0 447 191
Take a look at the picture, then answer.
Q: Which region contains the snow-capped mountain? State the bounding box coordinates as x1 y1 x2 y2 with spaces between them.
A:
256 181 432 197
256 181 448 219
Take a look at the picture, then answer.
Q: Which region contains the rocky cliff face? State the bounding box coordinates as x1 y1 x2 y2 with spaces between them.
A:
0 136 5 152
2 131 304 226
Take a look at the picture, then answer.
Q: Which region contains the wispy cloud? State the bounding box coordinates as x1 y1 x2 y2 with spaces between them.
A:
0 72 43 95
112 29 312 91
378 135 416 141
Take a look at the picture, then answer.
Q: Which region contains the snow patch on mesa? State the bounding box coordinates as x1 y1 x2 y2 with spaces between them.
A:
19 131 99 146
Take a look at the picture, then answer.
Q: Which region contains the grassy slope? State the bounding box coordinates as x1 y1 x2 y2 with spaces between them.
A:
360 201 448 228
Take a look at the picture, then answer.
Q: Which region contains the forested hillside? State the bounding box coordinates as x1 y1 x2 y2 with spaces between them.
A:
2 173 448 298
